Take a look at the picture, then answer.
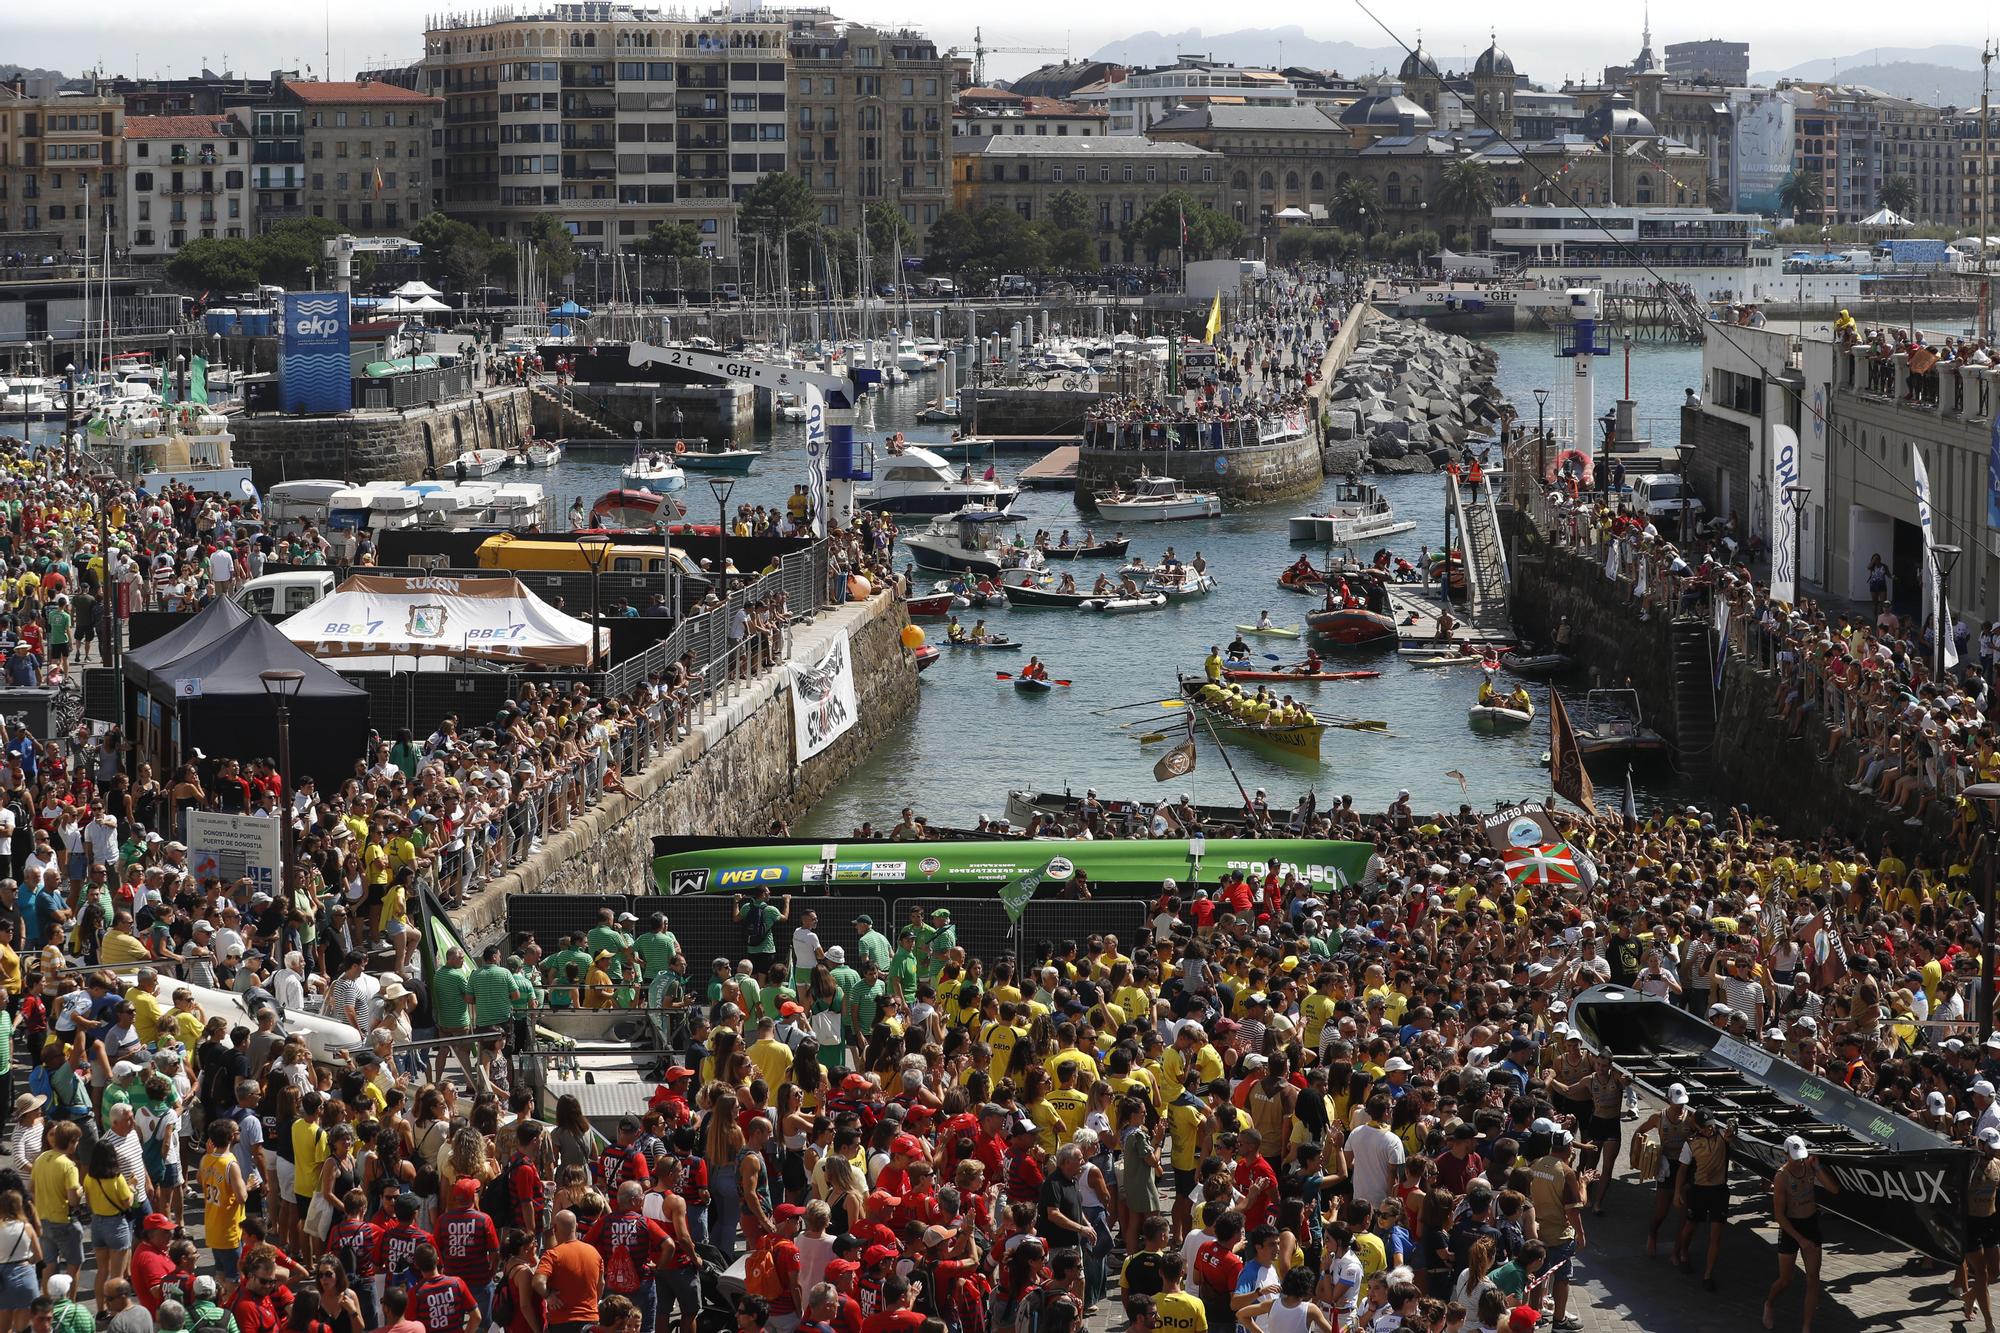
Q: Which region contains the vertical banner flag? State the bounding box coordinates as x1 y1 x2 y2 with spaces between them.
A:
190 355 209 406
789 630 858 762
804 382 828 538
1547 689 1597 815
1768 423 1800 604
1153 710 1197 782
279 292 353 414
1204 293 1223 346
1711 588 1731 690
1913 446 1958 670
1988 414 2000 533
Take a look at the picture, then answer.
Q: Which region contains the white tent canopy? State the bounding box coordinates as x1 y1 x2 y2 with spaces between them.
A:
392 280 444 298
376 294 452 314
1859 207 1913 228
277 572 601 668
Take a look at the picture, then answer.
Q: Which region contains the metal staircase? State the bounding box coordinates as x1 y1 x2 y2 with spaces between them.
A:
1669 617 1718 774
1446 472 1512 632
526 378 619 438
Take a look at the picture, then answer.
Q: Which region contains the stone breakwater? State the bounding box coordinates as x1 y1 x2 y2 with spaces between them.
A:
1319 315 1504 476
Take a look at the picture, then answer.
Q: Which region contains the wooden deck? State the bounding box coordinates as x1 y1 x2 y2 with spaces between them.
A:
1386 584 1518 647
1015 445 1079 490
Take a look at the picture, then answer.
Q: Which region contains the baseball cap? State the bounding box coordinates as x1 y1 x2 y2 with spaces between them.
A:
664 1066 696 1081
1508 1309 1540 1333
890 1134 922 1157
1666 1083 1689 1106
862 1244 901 1267
1981 1127 2000 1150
1783 1135 1810 1161
1383 1056 1412 1073
193 1276 218 1300
780 1001 804 1017
1975 1080 1997 1098
774 1203 806 1221
142 1213 175 1231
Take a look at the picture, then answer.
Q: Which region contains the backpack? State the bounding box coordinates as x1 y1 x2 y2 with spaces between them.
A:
606 1234 642 1296
1020 1282 1079 1333
743 1241 783 1302
192 1305 233 1333
482 1158 522 1225
491 1270 518 1331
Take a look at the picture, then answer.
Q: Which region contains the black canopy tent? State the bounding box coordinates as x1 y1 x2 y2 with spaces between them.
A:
124 598 370 791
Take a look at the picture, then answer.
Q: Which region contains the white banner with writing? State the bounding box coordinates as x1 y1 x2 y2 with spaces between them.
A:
1913 447 1958 670
1768 424 1800 604
789 631 858 763
185 810 282 897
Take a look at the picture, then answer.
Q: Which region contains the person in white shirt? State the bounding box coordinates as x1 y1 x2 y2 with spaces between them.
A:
207 545 235 594
273 952 308 1012
790 910 823 972
1344 1093 1407 1207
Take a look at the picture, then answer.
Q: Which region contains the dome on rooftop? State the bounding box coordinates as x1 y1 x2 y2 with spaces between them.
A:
1580 93 1655 140
1398 45 1437 83
1473 41 1514 79
1340 80 1435 130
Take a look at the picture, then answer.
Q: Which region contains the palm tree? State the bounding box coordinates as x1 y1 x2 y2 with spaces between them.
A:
1704 178 1730 211
1777 169 1822 222
1878 175 1917 219
1434 157 1495 247
1331 179 1380 235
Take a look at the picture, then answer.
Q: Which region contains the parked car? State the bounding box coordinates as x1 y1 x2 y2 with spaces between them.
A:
1630 473 1707 522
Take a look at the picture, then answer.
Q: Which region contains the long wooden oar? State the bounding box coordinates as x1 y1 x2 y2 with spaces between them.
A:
996 671 1072 686
1089 698 1184 716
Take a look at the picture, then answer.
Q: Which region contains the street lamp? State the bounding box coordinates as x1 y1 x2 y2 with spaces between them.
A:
708 475 736 594
63 364 77 470
574 532 613 670
1931 541 1963 683
1532 387 1550 483
1599 408 1618 501
1676 442 1697 544
1783 484 1810 602
258 668 304 901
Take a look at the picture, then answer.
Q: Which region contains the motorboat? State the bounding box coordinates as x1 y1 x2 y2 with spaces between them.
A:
1080 592 1167 613
1304 573 1398 647
914 644 941 672
264 479 351 530
454 448 512 478
1573 689 1671 760
622 446 687 493
1002 577 1100 609
394 480 498 525
1146 567 1217 600
589 488 671 529
0 377 59 416
902 506 1045 578
895 340 930 374
1288 479 1418 544
326 486 422 533
915 397 963 425
1092 472 1222 522
858 443 1016 515
775 391 808 421
1469 694 1537 727
489 482 548 529
522 440 565 468
674 443 762 475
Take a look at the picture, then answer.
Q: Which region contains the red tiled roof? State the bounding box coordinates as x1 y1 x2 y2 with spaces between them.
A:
125 115 236 139
283 80 438 105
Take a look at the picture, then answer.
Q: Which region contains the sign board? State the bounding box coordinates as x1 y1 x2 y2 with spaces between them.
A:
279 292 353 414
789 631 858 762
185 810 281 897
141 468 255 498
174 678 204 699
1481 803 1563 853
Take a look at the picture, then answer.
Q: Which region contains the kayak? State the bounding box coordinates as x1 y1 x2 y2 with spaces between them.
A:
1081 593 1168 613
1222 668 1383 683
1235 624 1301 639
1503 652 1575 675
945 637 1022 651
1469 701 1537 726
1014 676 1054 693
1409 654 1499 669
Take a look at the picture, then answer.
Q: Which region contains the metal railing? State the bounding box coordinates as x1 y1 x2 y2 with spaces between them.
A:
351 362 476 410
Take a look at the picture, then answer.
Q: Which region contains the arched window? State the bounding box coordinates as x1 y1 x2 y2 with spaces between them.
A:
1310 171 1325 192
1232 171 1248 190
1258 171 1274 190
1385 171 1401 205
583 32 596 47
1636 173 1654 204
1336 172 1350 191
1284 171 1300 191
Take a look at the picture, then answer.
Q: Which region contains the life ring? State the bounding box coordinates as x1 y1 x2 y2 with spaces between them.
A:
672 439 686 457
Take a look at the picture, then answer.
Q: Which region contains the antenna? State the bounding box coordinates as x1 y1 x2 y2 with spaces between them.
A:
326 0 333 81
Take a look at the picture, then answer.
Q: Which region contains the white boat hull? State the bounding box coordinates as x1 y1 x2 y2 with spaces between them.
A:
1147 571 1217 600
524 443 564 468
457 450 510 478
1288 514 1419 543
1095 496 1222 522
623 464 687 493
1081 593 1168 613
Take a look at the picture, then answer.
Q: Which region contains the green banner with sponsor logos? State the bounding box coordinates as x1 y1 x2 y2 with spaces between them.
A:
653 838 1373 897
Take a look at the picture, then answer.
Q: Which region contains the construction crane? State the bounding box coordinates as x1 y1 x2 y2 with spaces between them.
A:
970 26 1063 88
322 233 421 294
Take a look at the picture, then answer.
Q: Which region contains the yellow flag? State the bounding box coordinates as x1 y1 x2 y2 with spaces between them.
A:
1204 292 1222 345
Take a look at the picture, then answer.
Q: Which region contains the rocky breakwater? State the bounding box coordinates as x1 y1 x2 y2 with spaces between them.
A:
1319 317 1504 476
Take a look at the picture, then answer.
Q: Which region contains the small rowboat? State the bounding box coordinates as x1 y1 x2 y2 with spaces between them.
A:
1004 581 1099 609
1081 592 1168 613
524 441 564 468
1409 653 1500 669
1176 679 1324 760
1235 623 1301 639
1014 676 1054 693
913 645 941 672
904 593 956 618
1036 538 1132 561
1503 652 1574 676
1305 605 1398 646
1469 700 1537 727
945 637 1022 651
1221 668 1383 683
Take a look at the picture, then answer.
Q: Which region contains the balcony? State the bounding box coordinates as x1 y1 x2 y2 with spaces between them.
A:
561 74 611 89
453 78 498 93
677 133 726 150
565 105 615 120
677 102 726 120
563 167 617 181
680 75 727 90
252 144 304 165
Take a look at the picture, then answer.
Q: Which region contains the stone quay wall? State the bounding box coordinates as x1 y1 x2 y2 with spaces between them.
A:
1073 429 1324 506
230 387 534 486
455 590 918 941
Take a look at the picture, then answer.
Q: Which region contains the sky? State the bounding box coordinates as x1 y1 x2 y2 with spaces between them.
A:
6 0 1990 87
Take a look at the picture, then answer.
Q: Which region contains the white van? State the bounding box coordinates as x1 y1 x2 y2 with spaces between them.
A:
1630 473 1706 521
236 570 337 617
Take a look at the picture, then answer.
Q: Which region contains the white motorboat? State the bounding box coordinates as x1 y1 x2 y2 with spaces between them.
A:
489 482 547 529
1288 479 1419 544
1146 567 1217 600
1093 472 1222 522
895 339 930 374
394 480 498 525
622 446 687 493
455 448 512 478
1080 592 1168 613
523 440 564 468
775 391 808 421
265 479 352 530
858 444 1017 515
903 506 1046 578
327 486 422 532
0 378 57 415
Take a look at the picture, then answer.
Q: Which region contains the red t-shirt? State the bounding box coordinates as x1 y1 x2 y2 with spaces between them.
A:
435 1209 501 1283
328 1219 381 1278
409 1275 477 1333
1194 1241 1243 1307
132 1244 177 1312
1236 1154 1279 1229
509 1156 546 1231
585 1211 668 1288
374 1224 435 1283
860 1310 925 1333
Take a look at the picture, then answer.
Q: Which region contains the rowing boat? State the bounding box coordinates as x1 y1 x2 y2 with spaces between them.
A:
1081 593 1167 613
1408 653 1497 669
1036 538 1131 561
1003 581 1099 608
1177 679 1323 760
944 637 1022 651
1468 701 1536 727
1014 676 1054 694
1235 624 1301 639
1502 652 1574 676
1221 668 1382 683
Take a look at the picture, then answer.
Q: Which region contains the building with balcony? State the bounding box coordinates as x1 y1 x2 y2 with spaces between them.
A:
422 4 789 260
953 88 1107 147
273 78 438 234
107 70 281 118
786 18 957 239
1663 39 1750 87
0 83 124 255
1148 103 1344 234
123 115 254 256
1069 59 1297 135
1956 107 1999 250
952 136 1223 263
245 106 307 229
1782 83 1957 225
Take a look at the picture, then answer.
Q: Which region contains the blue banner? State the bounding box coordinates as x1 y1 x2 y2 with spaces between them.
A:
280 293 352 414
1989 415 2000 533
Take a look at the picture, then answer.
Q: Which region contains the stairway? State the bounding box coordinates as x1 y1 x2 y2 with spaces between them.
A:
1447 472 1512 632
1669 617 1718 774
526 379 618 438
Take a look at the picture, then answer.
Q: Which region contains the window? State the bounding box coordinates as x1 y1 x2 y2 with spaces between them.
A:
1123 164 1133 181
134 171 152 191
335 111 348 128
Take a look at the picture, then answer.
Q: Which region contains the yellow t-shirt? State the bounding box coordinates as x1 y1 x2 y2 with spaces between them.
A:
128 988 171 1046
982 1022 1026 1081
200 1150 244 1249
748 1037 794 1090
31 1149 78 1223
292 1121 328 1203
101 931 151 966
1155 1291 1208 1333
1046 1048 1099 1087
169 1008 205 1051
1045 1088 1090 1140
1168 1100 1207 1171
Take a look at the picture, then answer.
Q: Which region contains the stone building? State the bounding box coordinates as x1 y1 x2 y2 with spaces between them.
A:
123 115 255 256
0 83 125 254
952 135 1222 263
953 88 1107 146
273 79 439 234
1147 103 1345 234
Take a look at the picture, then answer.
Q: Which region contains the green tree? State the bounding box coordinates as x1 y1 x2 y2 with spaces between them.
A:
1778 169 1822 222
1187 208 1243 259
410 213 506 292
1049 189 1091 233
1434 157 1495 242
641 220 706 291
738 171 818 247
863 201 916 258
1040 222 1098 272
253 216 346 287
526 213 579 283
923 210 981 274
1128 191 1206 263
1878 175 1917 218
165 237 262 293
1330 179 1380 233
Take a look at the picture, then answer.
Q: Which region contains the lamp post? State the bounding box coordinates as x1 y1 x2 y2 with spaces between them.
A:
708 475 736 594
1964 780 2000 1044
1932 541 1963 683
1677 443 1698 544
1783 484 1811 601
63 364 77 472
258 668 304 900
1599 408 1617 502
574 532 612 670
1532 386 1550 483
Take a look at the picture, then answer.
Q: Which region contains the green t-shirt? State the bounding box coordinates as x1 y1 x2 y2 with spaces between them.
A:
587 925 631 958
509 969 540 1017
0 1007 12 1074
635 930 680 979
889 948 920 1003
829 964 861 1003
468 963 518 1025
739 900 780 954
923 924 956 975
44 607 69 646
856 929 893 974
431 965 473 1029
548 947 591 985
849 978 886 1033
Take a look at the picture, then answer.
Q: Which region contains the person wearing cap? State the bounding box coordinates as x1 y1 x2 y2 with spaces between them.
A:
1631 1083 1696 1257
1764 1133 1839 1333
919 908 956 982
1968 1127 2000 1326
131 1212 178 1313
1671 1109 1734 1290
853 916 891 977
1526 1127 1584 1331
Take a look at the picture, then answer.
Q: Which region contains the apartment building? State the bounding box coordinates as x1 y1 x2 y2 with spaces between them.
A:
1876 95 1958 224
272 80 438 234
0 84 124 254
123 115 254 256
422 3 789 259
953 136 1223 263
786 18 956 237
1663 40 1750 87
1956 108 1999 246
954 88 1108 146
1071 60 1297 135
